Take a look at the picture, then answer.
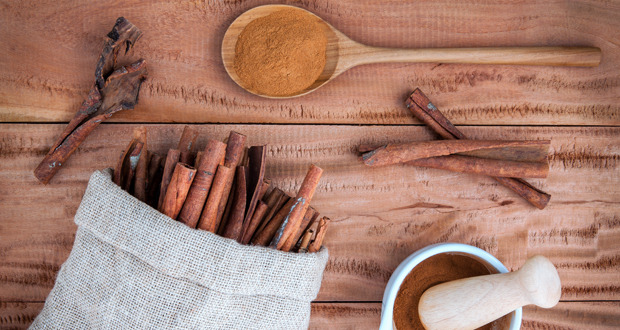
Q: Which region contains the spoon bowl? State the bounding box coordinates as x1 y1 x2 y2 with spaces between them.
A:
221 5 343 99
222 5 601 98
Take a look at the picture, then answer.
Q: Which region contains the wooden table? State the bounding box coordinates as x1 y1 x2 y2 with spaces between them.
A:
1 0 619 328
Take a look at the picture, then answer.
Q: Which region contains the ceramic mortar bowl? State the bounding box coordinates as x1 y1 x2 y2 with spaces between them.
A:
379 242 522 330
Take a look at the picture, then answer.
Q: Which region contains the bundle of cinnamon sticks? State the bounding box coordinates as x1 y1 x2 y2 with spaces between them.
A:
359 89 551 209
114 126 330 253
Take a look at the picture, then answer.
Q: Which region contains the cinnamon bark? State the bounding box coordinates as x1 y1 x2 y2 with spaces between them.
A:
256 188 287 235
298 229 314 253
214 132 247 232
34 18 146 184
408 155 548 178
257 179 271 200
362 140 550 167
113 137 144 191
240 201 269 244
222 166 247 241
194 151 204 168
308 217 330 253
159 163 197 219
178 126 199 164
241 146 266 239
273 164 323 251
146 153 164 208
360 143 549 178
252 198 296 246
282 207 318 251
196 165 233 232
132 127 148 202
406 88 551 209
158 149 181 209
177 140 227 228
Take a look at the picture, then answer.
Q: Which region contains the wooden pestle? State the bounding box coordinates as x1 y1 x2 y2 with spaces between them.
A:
418 255 561 330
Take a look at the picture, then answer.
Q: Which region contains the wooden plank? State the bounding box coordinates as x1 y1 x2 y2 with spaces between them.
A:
2 302 618 329
0 124 618 302
0 302 41 330
309 302 620 329
0 0 618 125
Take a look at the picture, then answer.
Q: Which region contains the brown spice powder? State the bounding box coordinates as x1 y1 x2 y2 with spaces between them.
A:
393 253 511 330
233 8 327 97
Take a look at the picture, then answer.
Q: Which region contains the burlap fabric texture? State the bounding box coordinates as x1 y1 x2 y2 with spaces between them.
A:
30 169 329 329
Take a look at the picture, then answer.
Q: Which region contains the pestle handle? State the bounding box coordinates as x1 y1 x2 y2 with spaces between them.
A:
418 255 561 330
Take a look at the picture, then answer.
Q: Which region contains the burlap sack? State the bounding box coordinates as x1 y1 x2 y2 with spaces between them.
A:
31 169 329 329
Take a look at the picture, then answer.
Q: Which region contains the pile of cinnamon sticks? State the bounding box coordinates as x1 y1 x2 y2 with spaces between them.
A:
114 126 330 253
359 89 551 209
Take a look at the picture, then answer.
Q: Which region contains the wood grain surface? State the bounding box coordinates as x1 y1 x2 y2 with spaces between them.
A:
1 0 619 125
2 302 619 329
1 0 619 328
309 302 620 329
0 124 618 303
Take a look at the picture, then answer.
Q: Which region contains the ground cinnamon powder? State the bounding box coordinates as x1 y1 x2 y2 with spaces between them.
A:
233 8 327 97
393 253 511 330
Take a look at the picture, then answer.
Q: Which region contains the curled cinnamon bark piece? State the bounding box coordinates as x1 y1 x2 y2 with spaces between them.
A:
308 217 330 253
159 163 197 219
405 88 551 209
274 164 323 251
298 229 314 253
158 149 181 210
362 140 549 167
178 126 199 165
132 127 148 202
178 140 227 228
113 139 144 191
222 166 248 241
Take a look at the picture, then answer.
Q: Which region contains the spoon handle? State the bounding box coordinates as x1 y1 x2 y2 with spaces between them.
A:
418 255 561 330
349 46 600 67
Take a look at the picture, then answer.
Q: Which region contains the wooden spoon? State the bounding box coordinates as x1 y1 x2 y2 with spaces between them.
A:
418 255 561 330
221 5 601 99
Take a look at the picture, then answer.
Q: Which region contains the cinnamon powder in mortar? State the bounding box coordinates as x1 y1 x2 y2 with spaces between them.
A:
393 253 511 330
233 8 327 97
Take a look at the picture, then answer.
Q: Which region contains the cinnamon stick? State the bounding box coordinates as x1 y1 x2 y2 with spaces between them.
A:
222 166 247 241
132 127 148 202
256 188 287 235
113 137 144 191
177 140 227 228
158 149 181 209
214 132 247 231
258 179 271 200
360 143 548 178
406 89 551 209
282 207 319 251
34 18 146 184
298 229 314 253
240 201 269 244
362 140 550 167
408 155 548 178
146 152 164 208
194 151 204 168
196 165 233 232
178 126 199 164
252 198 296 246
159 163 197 219
241 146 266 239
273 164 323 251
308 217 330 253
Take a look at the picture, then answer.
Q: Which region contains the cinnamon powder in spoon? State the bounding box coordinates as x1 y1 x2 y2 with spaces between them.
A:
393 253 511 330
233 8 327 97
